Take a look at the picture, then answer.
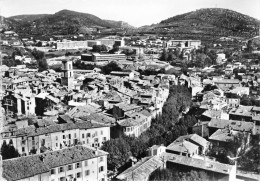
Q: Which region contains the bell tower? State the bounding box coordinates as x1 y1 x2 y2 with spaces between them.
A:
61 60 74 90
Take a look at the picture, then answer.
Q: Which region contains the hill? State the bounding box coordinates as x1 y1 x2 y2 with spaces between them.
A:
0 16 19 30
8 9 134 36
9 14 50 22
136 8 260 41
104 20 135 29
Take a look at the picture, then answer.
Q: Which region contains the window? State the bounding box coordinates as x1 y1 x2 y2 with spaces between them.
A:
94 138 98 143
68 164 73 171
99 166 104 173
82 134 84 138
56 136 58 140
56 143 58 147
59 167 64 173
76 172 81 178
85 160 88 166
74 133 77 138
69 134 71 139
60 177 66 181
101 130 103 135
87 133 91 137
86 139 89 144
22 147 25 152
99 157 103 162
63 135 65 139
32 137 34 141
51 169 56 175
95 131 98 136
76 162 81 168
85 170 90 176
102 137 106 142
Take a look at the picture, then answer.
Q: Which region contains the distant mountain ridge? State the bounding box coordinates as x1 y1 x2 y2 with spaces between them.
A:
2 8 260 40
136 8 260 40
9 14 51 22
104 20 135 29
5 9 135 35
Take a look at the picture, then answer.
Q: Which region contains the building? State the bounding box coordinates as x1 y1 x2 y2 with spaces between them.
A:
0 116 111 156
116 156 164 181
61 60 74 90
213 79 240 91
165 152 236 181
166 40 201 49
56 40 101 50
2 146 108 181
81 53 126 63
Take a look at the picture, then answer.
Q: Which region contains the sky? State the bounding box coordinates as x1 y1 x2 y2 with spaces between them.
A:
0 0 259 27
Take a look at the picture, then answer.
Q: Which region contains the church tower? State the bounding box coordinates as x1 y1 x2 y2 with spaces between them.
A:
61 60 74 90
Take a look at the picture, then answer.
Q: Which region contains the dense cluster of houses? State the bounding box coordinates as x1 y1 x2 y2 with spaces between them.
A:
0 59 175 181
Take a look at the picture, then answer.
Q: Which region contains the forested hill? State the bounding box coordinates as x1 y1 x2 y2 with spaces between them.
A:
6 9 135 36
136 8 260 41
9 14 50 22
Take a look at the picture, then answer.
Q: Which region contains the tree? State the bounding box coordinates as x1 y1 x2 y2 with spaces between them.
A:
1 140 20 160
31 48 45 60
38 58 48 71
101 138 131 171
160 49 168 61
101 61 122 74
92 44 107 53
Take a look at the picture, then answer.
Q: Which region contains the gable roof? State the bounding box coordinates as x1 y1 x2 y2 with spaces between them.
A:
116 156 163 181
2 146 108 181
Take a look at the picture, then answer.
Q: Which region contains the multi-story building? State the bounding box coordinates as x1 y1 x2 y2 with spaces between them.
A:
81 53 126 63
2 146 108 181
56 40 101 50
166 40 201 49
0 116 111 157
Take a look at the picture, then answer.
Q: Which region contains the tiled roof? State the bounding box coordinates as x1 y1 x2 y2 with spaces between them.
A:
166 140 199 154
202 110 222 119
229 106 253 117
67 103 101 118
176 134 209 148
2 146 108 181
103 91 123 102
118 118 138 127
81 113 116 125
116 156 163 181
114 103 141 112
14 119 107 137
165 152 233 175
208 118 254 132
209 129 234 142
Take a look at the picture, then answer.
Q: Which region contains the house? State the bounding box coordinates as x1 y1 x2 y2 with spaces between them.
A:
116 111 152 138
164 152 236 181
208 118 256 136
116 156 164 181
110 71 134 80
112 103 142 119
2 146 108 181
173 134 210 155
213 79 240 91
146 144 166 157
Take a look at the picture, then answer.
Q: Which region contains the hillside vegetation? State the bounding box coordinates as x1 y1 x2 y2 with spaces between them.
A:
5 9 135 36
136 8 260 41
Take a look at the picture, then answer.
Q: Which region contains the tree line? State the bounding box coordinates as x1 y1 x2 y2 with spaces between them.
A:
101 85 197 172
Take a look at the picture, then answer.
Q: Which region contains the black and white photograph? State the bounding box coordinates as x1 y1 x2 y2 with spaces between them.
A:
0 0 259 181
